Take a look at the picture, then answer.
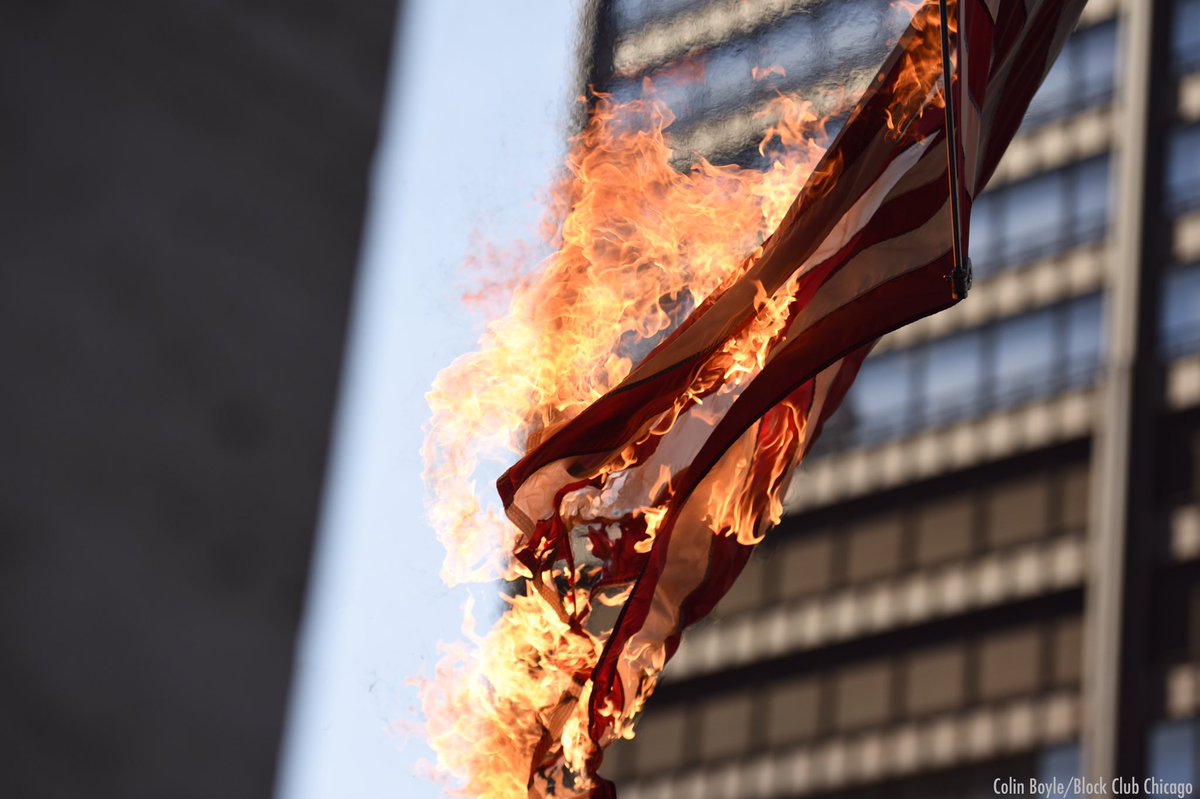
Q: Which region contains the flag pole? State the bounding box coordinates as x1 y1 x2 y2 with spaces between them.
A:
938 0 970 299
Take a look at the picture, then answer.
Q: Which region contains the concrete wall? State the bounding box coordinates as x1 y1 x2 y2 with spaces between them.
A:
0 2 396 796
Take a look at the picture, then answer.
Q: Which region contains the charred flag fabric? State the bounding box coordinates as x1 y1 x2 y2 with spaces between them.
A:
496 0 1086 794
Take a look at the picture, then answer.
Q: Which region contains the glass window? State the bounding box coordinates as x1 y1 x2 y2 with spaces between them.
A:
613 0 706 32
759 13 824 89
705 45 757 111
845 350 914 441
1167 125 1200 213
610 0 902 132
968 192 1000 276
1026 45 1076 121
610 65 704 123
1162 265 1200 357
1074 156 1111 239
1023 21 1117 129
973 157 1110 274
817 295 1106 456
1065 293 1104 384
994 309 1055 406
823 0 886 73
1079 22 1118 104
1148 719 1199 794
1039 744 1082 797
1174 0 1200 73
1003 169 1067 261
922 331 984 424
609 79 642 108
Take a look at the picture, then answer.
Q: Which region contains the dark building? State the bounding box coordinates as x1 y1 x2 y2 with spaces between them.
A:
584 0 1200 796
0 2 397 797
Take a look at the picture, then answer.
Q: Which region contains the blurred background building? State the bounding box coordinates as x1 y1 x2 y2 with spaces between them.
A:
586 0 1200 796
0 3 396 797
9 0 1200 797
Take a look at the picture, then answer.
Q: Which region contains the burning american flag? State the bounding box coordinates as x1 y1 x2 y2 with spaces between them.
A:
421 0 1085 796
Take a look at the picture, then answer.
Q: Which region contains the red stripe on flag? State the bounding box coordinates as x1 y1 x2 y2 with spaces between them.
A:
487 2 1089 794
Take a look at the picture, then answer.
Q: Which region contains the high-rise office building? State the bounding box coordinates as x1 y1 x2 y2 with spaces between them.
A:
1 2 396 796
582 0 1200 795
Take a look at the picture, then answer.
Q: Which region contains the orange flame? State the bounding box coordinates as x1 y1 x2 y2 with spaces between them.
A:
418 3 952 796
751 64 786 81
886 0 956 131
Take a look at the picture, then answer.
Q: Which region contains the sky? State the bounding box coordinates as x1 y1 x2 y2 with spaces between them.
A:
275 2 584 798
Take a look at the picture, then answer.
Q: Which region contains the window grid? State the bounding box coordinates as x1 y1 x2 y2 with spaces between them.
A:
1021 20 1118 130
734 462 1091 616
620 617 1082 779
1161 263 1200 359
611 0 709 35
970 155 1111 279
1166 125 1200 215
1174 0 1200 73
607 11 1116 154
817 294 1105 456
608 0 902 128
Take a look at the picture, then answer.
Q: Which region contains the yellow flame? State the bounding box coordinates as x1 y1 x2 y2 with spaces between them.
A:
418 4 951 795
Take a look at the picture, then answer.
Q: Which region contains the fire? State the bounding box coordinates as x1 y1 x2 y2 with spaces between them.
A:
888 0 957 130
418 3 951 797
751 64 786 81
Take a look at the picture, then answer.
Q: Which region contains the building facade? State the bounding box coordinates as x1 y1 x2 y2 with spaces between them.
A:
0 2 397 797
583 0 1200 796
